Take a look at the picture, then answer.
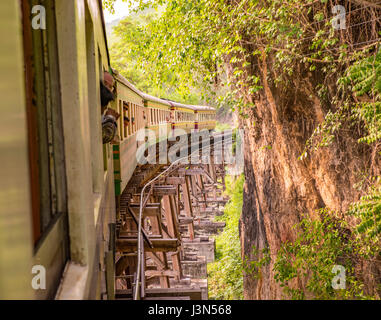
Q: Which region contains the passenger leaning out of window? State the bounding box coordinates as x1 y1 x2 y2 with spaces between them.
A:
100 71 120 144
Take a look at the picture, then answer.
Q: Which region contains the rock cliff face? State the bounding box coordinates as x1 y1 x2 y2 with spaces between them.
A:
239 58 373 299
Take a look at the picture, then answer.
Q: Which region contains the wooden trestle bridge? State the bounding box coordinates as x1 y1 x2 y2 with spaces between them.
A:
112 133 231 300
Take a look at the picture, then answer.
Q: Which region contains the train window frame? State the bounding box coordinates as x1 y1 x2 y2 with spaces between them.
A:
127 102 131 136
137 105 140 130
130 103 134 134
135 104 138 131
133 104 136 133
134 104 137 132
22 0 69 298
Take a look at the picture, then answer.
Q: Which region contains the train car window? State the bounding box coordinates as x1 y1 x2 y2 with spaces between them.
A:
135 105 138 130
140 106 143 129
122 101 126 138
130 104 132 134
138 105 141 130
22 0 68 244
21 0 69 298
136 104 138 131
139 105 141 129
135 104 138 132
126 102 130 136
130 103 134 133
133 104 136 133
119 100 122 139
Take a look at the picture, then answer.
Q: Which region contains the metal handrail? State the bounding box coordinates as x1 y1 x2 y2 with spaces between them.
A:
133 136 224 300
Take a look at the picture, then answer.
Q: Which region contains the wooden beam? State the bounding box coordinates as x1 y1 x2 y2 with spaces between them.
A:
153 185 177 196
116 288 204 300
116 238 180 252
178 168 204 175
171 251 182 280
165 177 185 185
162 195 176 238
145 270 178 277
182 177 195 240
179 217 194 225
129 204 161 217
147 252 166 270
158 252 170 288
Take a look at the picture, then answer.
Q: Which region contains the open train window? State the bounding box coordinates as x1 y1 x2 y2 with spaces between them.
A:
21 0 69 298
131 104 135 133
123 101 129 138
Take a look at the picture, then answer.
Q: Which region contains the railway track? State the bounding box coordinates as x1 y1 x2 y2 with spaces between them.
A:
114 133 231 300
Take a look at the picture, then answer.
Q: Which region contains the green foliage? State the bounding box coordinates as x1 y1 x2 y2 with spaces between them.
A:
103 1 381 299
243 246 271 280
345 50 381 145
349 178 381 242
109 9 205 103
302 49 380 159
208 175 244 300
215 121 232 132
273 210 375 300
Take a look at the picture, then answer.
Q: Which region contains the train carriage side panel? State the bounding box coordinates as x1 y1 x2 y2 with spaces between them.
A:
143 94 172 140
113 74 145 195
0 0 35 300
53 0 116 300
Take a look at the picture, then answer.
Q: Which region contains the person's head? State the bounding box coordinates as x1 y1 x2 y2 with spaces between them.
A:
103 71 114 92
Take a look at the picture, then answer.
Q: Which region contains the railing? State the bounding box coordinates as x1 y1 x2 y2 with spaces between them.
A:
133 133 226 300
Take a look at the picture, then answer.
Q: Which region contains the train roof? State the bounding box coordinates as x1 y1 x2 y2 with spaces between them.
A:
112 69 215 112
141 92 171 107
192 105 216 112
164 100 197 111
112 69 145 98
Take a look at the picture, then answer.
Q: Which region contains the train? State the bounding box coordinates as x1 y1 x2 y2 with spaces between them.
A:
0 0 215 299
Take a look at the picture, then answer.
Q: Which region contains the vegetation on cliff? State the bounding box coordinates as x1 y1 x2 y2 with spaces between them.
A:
208 175 244 300
104 0 381 299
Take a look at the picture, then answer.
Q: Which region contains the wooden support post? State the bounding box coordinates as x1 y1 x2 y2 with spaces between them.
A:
209 155 217 200
162 195 176 238
171 251 182 280
158 252 170 288
197 174 207 209
182 177 195 240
